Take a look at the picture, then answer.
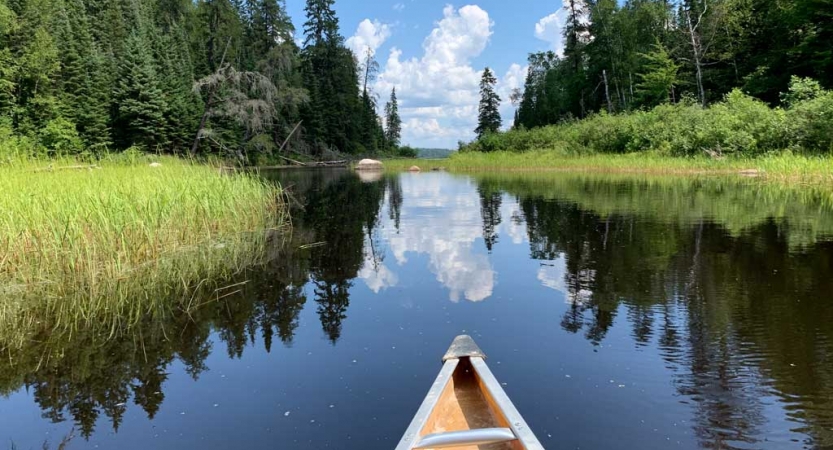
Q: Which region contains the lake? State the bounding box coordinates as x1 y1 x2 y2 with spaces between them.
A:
3 169 833 449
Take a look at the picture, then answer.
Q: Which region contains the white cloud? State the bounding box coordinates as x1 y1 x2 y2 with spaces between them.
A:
382 175 495 302
535 12 565 55
393 2 405 11
358 257 399 293
346 19 392 59
375 5 494 147
498 199 528 245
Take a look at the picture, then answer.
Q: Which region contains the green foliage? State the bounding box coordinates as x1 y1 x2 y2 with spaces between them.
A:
384 87 402 149
511 0 833 129
781 76 825 107
636 42 680 106
37 117 83 155
476 67 502 138
0 0 375 162
785 92 833 153
113 31 168 150
0 157 284 356
397 145 418 158
466 87 832 157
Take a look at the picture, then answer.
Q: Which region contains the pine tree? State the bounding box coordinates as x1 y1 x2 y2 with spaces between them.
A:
198 0 244 73
249 0 293 59
302 0 339 47
113 31 168 150
300 0 361 154
384 87 401 149
475 67 502 138
562 0 590 117
636 42 680 106
56 0 112 151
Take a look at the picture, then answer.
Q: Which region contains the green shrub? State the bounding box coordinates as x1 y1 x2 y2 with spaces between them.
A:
38 117 83 156
398 145 418 158
781 76 825 107
786 92 833 153
462 85 830 157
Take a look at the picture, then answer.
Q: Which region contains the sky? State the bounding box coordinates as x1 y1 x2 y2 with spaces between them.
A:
284 0 569 149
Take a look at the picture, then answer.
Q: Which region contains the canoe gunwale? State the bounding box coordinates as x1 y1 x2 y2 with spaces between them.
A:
395 358 460 450
469 357 544 449
395 336 545 450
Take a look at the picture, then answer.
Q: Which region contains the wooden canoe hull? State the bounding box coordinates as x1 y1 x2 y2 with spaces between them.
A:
396 336 544 450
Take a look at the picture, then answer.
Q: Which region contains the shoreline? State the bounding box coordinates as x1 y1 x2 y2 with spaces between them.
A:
382 152 833 185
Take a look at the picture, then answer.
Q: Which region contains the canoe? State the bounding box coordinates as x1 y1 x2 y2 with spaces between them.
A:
395 335 544 450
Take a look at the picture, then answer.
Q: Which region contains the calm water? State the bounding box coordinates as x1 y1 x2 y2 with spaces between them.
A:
3 169 833 449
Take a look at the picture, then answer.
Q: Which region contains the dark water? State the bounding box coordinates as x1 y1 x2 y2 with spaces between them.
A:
4 169 833 449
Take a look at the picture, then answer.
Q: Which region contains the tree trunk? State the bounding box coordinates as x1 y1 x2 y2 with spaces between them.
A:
686 10 707 107
603 70 613 113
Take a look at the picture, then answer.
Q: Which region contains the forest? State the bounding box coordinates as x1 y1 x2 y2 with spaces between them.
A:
468 0 833 157
0 0 403 164
513 0 832 125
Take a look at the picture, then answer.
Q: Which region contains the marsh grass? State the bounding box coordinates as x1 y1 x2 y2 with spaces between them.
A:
0 157 285 348
383 152 833 185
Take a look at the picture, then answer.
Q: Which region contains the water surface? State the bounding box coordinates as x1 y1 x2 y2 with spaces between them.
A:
3 169 833 449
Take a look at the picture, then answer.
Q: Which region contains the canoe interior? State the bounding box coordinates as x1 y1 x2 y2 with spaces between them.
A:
419 358 525 450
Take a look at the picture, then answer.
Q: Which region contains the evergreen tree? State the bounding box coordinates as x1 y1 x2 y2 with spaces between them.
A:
7 0 63 135
299 0 362 154
384 87 401 149
562 0 590 117
636 42 680 105
113 31 168 149
197 0 244 73
302 0 339 47
475 67 502 138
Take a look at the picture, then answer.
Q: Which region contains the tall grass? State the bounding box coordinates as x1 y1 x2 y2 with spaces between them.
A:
0 157 286 348
385 152 833 184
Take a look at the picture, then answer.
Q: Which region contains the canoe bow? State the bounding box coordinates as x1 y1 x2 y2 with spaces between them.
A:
395 335 544 450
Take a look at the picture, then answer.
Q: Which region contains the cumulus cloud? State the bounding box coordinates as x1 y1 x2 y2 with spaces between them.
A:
534 12 565 55
358 257 399 293
393 2 405 11
374 5 494 147
382 175 495 302
346 19 392 58
498 199 528 245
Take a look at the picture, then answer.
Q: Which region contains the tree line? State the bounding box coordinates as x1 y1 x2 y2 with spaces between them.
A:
476 0 832 132
0 0 403 163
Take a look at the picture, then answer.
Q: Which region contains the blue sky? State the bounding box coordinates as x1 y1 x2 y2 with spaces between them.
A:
284 1 569 148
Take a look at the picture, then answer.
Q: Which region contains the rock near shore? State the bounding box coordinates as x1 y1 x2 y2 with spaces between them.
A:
355 159 384 171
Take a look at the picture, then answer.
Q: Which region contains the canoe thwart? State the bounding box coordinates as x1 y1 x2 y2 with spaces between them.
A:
413 428 516 449
442 335 486 361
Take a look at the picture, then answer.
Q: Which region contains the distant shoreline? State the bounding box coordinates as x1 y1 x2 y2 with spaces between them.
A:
383 152 833 186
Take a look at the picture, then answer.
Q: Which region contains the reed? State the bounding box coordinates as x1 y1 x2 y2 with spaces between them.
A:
0 157 286 348
384 152 833 185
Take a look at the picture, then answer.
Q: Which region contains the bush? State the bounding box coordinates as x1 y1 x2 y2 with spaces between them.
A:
397 145 418 158
462 83 833 157
786 92 833 153
38 117 83 156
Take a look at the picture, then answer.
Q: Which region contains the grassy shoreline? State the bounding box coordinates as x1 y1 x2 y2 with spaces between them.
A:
0 157 286 346
384 152 833 185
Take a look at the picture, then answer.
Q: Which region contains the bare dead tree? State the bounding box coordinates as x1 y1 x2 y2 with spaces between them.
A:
685 1 709 107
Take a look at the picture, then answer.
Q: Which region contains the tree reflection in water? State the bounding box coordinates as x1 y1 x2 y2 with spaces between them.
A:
4 171 833 448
